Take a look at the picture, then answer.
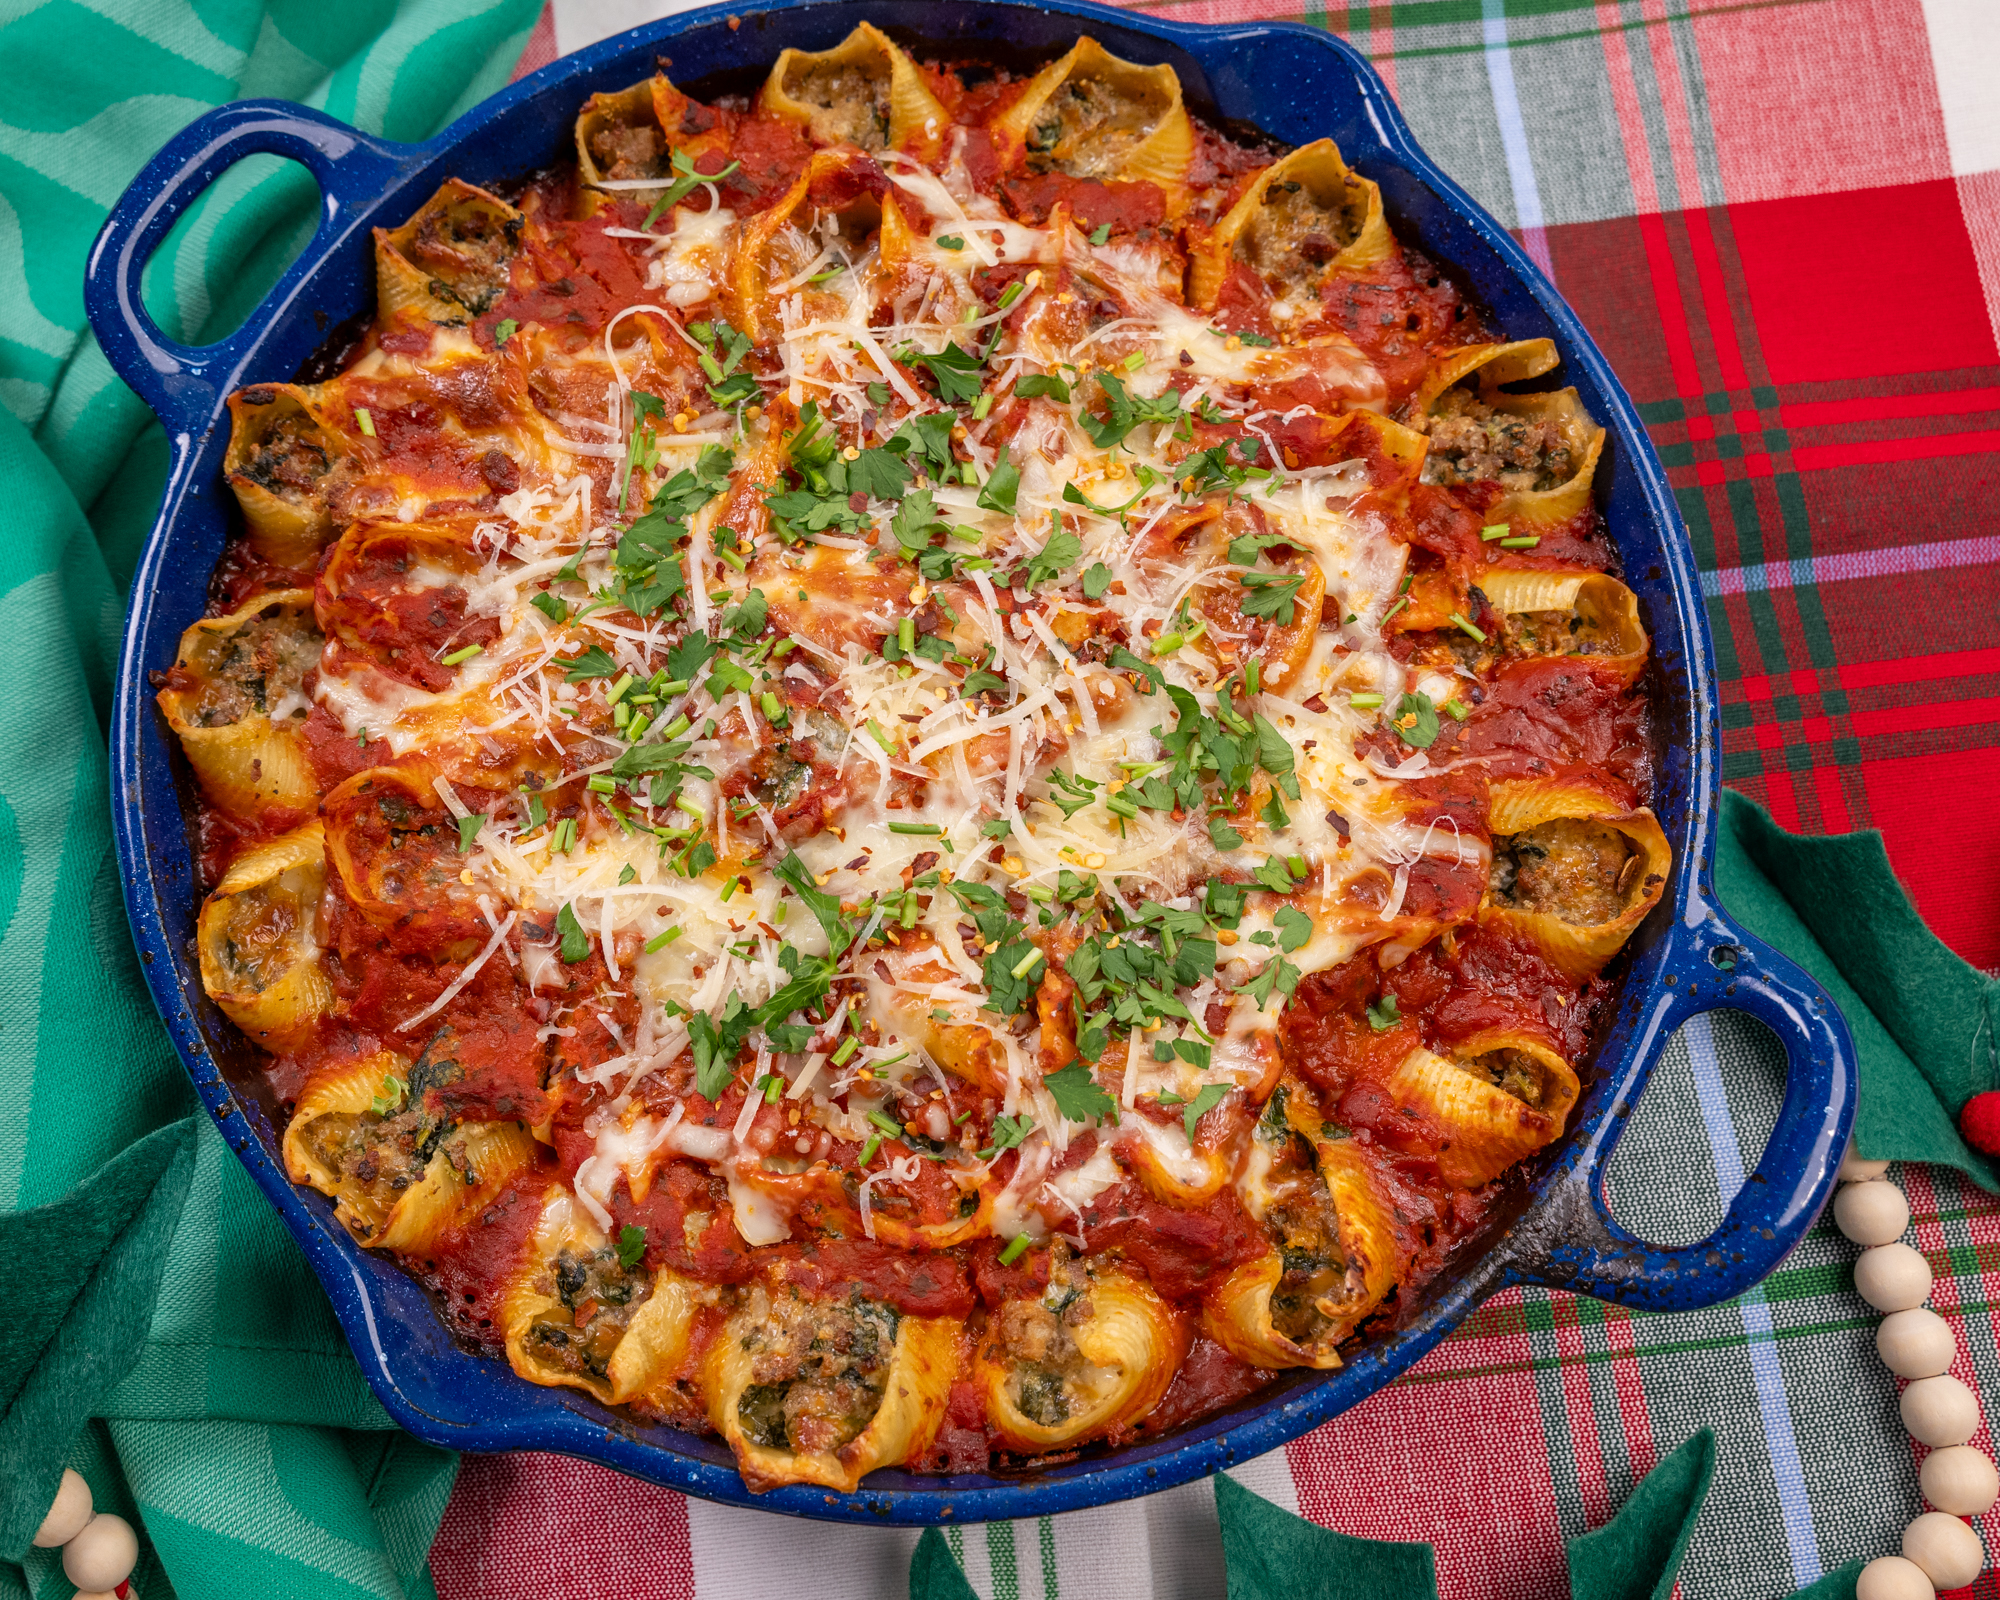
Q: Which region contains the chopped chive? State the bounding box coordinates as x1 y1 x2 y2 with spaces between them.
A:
762 1074 784 1102
1011 946 1045 979
1349 692 1384 709
900 891 920 929
607 673 634 705
1448 612 1488 644
1444 698 1471 721
867 1109 904 1139
1499 535 1541 548
1122 351 1145 372
898 617 916 654
441 643 482 666
995 281 1026 314
660 678 691 694
1480 523 1510 541
1287 854 1309 879
718 874 739 903
1380 595 1409 625
587 775 615 794
1153 631 1185 655
760 690 786 725
998 1234 1031 1266
1023 884 1054 902
832 1035 860 1066
354 407 375 437
971 393 992 420
674 792 705 819
659 713 691 740
888 821 943 836
859 1133 883 1165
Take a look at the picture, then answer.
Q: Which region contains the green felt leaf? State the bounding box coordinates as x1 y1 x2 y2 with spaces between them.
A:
1566 1428 1714 1600
1216 1473 1438 1600
0 1118 197 1559
1716 791 2000 1189
907 1527 979 1600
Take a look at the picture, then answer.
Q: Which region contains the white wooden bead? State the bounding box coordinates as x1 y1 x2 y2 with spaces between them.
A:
1879 1309 1957 1379
1856 1555 1935 1600
1856 1243 1933 1312
1901 1375 1980 1446
30 1470 93 1548
1837 1180 1912 1246
1922 1447 2000 1517
1841 1141 1892 1183
61 1514 137 1593
1903 1512 1985 1590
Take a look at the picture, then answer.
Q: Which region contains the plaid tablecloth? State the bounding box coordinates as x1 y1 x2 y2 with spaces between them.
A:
418 2 2000 1597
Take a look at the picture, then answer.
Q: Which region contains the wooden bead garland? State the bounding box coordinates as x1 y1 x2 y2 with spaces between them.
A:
1844 1152 1995 1600
22 1469 138 1600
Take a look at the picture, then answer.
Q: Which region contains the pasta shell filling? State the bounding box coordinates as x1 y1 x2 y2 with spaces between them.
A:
175 600 321 728
207 859 323 993
1453 1045 1563 1111
736 1287 900 1456
525 1245 656 1381
1489 819 1640 927
1421 387 1577 492
229 397 335 518
1257 1105 1353 1347
1237 176 1365 295
1026 74 1170 179
780 57 892 151
1504 604 1630 660
996 1249 1109 1427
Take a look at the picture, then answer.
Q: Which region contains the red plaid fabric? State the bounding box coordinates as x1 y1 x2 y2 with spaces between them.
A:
428 3 2000 1595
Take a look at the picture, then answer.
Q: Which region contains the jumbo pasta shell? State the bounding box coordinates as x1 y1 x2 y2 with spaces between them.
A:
158 589 322 822
283 1053 537 1248
1189 139 1393 311
977 1267 1186 1452
197 821 332 1052
988 39 1194 209
1481 778 1673 976
705 1282 957 1492
1475 571 1647 683
1382 1041 1575 1189
1410 342 1606 525
760 23 948 158
1205 1131 1399 1367
500 1188 703 1405
375 179 524 326
223 387 345 567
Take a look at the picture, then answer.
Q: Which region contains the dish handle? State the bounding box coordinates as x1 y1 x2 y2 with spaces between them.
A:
83 100 417 435
1502 908 1856 1312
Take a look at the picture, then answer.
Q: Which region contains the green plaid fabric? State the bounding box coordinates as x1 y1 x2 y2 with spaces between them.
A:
0 4 539 1598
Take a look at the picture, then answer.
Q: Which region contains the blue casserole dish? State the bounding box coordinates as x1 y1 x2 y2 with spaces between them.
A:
86 0 1858 1524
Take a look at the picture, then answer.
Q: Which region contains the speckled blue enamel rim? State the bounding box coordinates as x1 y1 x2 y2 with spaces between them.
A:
88 0 1858 1524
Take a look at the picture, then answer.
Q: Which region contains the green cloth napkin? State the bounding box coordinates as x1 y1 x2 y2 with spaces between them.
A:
3 2 1996 1596
1714 789 2000 1191
0 4 538 1598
